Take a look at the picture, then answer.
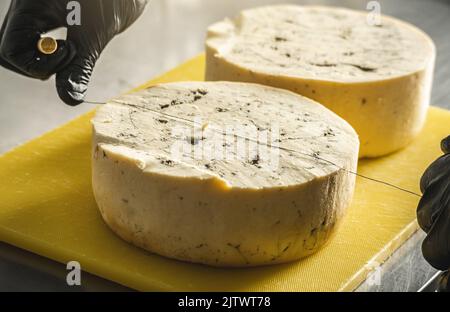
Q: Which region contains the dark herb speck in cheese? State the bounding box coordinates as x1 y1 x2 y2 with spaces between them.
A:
274 36 287 42
346 63 377 72
161 159 175 166
323 128 335 137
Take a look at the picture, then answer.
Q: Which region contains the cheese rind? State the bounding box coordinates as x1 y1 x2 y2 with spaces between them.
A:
205 5 436 157
92 82 359 266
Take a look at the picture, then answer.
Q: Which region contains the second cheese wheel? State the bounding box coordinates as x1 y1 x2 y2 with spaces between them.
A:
92 82 359 267
206 5 436 157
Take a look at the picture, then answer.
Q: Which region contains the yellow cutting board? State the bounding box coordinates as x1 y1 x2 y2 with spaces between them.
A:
0 54 448 291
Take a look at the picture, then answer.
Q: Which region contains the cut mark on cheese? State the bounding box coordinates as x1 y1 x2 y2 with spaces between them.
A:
343 63 377 72
88 99 421 197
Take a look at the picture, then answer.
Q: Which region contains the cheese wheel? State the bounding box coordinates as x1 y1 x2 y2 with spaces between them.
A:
206 5 435 157
92 81 359 267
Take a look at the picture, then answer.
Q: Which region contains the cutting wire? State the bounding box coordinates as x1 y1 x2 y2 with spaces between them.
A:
85 99 422 198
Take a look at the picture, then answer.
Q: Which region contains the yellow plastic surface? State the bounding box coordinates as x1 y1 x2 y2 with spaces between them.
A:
0 54 448 291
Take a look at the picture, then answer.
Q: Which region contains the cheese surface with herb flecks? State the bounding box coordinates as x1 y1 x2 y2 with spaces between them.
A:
91 81 359 267
206 5 436 157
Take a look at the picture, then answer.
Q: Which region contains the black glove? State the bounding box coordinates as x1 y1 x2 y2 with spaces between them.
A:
437 271 449 292
0 0 147 106
417 135 450 274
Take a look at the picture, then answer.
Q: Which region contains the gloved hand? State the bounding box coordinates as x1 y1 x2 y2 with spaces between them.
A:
417 135 450 285
0 0 147 105
437 271 449 292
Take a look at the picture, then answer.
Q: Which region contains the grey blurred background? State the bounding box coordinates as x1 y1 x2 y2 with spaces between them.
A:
0 0 449 291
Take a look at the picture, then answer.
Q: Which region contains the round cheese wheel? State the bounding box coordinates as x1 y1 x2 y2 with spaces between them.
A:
206 5 435 157
92 81 359 267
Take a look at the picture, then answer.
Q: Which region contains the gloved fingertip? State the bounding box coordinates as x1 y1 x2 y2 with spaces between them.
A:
417 191 434 232
56 77 87 106
438 271 450 292
57 87 85 106
441 135 450 154
55 53 95 106
422 238 449 271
